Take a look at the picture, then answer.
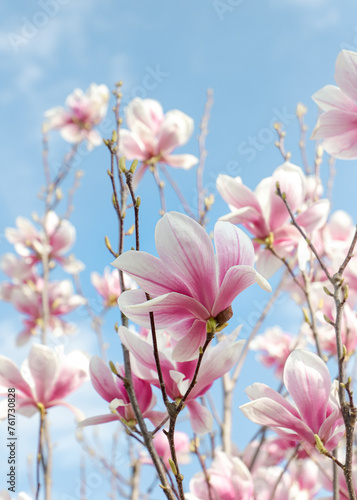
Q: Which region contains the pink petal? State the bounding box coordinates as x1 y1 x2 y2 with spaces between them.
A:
323 129 357 159
157 110 194 152
118 290 209 334
219 207 268 236
164 153 198 169
216 174 262 213
240 398 314 445
335 50 357 103
171 320 207 362
214 222 255 286
296 200 330 232
90 356 122 403
269 163 305 231
118 326 174 374
78 414 120 427
28 344 59 404
49 351 89 401
312 84 357 113
112 250 192 296
186 400 213 434
311 110 357 140
284 350 331 434
155 212 217 310
0 356 33 398
126 98 163 141
211 265 259 318
119 129 148 160
245 383 300 418
255 248 283 279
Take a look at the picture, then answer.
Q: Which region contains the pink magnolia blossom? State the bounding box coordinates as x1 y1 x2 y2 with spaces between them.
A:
0 344 89 420
240 350 344 454
311 50 357 159
79 356 164 428
113 211 270 361
186 451 254 500
8 278 86 345
119 326 244 433
5 212 84 274
217 163 329 278
44 84 109 149
141 431 190 468
242 436 298 472
252 466 304 500
119 98 198 186
0 253 35 283
250 326 306 378
90 268 136 308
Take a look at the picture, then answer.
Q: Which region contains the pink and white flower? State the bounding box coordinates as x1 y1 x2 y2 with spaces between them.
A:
250 326 306 378
8 278 86 345
312 50 357 159
44 84 109 150
119 98 198 186
186 451 254 500
0 344 89 420
240 350 344 454
5 212 83 274
90 268 136 308
114 211 270 361
217 163 329 278
79 356 164 428
119 326 244 434
142 431 191 468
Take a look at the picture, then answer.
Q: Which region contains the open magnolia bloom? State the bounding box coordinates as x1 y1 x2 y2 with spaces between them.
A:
119 98 198 186
0 344 89 420
217 162 329 278
185 451 254 500
79 356 165 429
119 326 244 433
44 84 109 150
312 50 357 159
240 350 344 454
113 211 270 361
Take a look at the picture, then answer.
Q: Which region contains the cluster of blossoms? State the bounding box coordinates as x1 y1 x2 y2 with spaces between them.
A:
3 49 357 499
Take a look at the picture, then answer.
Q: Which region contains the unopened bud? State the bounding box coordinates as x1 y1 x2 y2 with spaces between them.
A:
130 159 139 173
111 130 117 143
168 458 177 475
136 196 141 207
296 102 307 118
119 156 127 172
109 361 118 376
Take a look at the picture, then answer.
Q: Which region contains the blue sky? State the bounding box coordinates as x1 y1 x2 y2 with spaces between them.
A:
1 0 357 498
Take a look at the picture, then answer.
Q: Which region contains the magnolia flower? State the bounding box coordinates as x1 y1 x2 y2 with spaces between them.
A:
119 98 198 186
79 356 165 428
141 431 190 468
90 268 136 308
8 278 86 345
242 436 297 472
250 326 306 377
217 162 329 278
0 344 89 420
240 350 344 454
119 326 244 433
44 84 109 149
5 212 84 273
312 50 357 159
186 451 254 500
114 211 270 361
